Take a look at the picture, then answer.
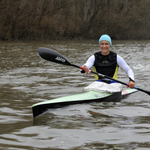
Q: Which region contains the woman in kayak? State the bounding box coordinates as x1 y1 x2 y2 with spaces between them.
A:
81 34 135 89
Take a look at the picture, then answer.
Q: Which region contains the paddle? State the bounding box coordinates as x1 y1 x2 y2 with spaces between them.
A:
38 47 150 96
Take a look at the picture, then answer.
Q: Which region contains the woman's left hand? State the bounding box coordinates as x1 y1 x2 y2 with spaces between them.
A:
127 81 135 88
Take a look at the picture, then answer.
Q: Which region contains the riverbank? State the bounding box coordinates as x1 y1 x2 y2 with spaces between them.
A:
1 0 150 40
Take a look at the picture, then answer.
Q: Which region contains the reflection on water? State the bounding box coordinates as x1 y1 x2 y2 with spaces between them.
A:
0 40 150 149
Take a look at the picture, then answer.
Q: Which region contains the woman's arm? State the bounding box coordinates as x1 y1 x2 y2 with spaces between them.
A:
117 55 135 88
80 55 95 74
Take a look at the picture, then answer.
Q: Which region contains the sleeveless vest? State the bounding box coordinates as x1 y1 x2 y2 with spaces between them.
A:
93 51 119 80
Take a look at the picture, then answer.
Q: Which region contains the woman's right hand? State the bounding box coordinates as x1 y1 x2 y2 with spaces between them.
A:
82 66 90 74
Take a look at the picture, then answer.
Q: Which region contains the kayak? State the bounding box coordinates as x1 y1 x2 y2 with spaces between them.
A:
32 47 150 118
32 87 138 118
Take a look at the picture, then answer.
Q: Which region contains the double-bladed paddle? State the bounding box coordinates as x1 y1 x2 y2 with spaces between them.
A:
38 47 150 96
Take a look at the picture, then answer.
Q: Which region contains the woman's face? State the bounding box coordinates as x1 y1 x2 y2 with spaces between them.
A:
100 41 110 55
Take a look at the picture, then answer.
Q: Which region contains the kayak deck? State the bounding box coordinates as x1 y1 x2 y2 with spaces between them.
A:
32 87 138 118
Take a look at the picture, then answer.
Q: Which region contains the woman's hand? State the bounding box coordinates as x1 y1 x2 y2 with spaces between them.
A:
127 81 135 88
82 66 90 74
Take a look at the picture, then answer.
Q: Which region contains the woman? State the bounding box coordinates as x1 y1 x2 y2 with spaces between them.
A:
81 34 135 89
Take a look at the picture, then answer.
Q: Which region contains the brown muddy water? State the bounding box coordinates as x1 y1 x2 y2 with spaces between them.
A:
0 40 150 150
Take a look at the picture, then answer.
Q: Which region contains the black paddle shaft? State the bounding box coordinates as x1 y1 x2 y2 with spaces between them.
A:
38 47 150 96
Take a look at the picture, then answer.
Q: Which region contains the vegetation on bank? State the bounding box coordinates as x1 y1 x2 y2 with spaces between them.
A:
0 0 150 40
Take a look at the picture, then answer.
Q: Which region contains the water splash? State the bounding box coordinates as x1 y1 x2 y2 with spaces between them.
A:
133 63 149 70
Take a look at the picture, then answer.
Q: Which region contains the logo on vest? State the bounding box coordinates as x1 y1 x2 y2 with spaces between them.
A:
102 61 109 63
55 56 66 63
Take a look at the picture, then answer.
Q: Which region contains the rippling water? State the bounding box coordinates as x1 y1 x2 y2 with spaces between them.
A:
0 40 150 149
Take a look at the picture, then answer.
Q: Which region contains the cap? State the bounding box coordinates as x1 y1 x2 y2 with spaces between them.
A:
99 34 112 46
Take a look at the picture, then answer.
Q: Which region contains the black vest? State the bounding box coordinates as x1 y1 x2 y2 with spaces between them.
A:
94 51 118 79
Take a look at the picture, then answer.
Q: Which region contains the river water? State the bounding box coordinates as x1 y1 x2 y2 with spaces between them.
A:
0 40 150 150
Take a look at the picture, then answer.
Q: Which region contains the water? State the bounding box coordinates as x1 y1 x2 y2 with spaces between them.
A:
0 40 150 150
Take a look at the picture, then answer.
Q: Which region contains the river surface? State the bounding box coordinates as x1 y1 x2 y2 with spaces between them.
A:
0 40 150 150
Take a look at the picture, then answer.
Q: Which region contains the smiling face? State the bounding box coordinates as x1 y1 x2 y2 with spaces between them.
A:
100 41 110 55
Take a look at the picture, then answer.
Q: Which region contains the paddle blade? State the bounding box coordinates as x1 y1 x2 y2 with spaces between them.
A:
38 47 71 66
